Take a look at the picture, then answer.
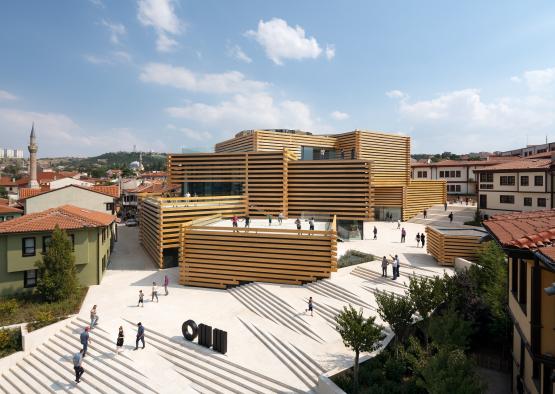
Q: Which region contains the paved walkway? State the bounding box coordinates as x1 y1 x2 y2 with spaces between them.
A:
0 219 452 393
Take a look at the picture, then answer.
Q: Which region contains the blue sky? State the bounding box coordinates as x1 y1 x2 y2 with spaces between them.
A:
1 0 555 157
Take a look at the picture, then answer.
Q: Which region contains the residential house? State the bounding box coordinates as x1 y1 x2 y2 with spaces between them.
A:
484 210 555 394
474 159 552 216
0 205 116 296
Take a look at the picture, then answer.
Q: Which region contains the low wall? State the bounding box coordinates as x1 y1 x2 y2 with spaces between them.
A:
454 257 477 273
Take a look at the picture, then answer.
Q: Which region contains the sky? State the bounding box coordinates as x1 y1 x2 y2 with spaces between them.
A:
1 0 555 157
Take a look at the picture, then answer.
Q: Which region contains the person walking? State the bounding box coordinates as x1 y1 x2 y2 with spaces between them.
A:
444 201 448 211
306 297 314 317
267 214 272 226
395 255 401 278
231 215 239 232
381 256 388 277
151 282 159 303
397 219 401 229
164 275 169 296
423 209 427 219
373 226 378 240
137 290 144 307
416 232 421 247
278 212 284 225
295 218 302 234
73 349 85 383
116 326 124 355
420 233 426 248
90 305 98 329
80 327 91 357
309 217 315 231
243 216 250 228
448 212 454 223
401 228 406 243
134 322 145 350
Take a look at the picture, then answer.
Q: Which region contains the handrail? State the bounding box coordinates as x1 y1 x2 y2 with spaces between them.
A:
184 225 335 236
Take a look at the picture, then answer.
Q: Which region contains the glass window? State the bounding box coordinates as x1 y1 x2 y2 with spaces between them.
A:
69 234 75 251
523 197 532 206
455 171 461 177
520 176 529 186
105 202 114 211
24 270 37 288
537 198 547 207
500 195 515 204
455 185 461 192
22 237 36 257
480 173 493 182
534 176 543 187
439 171 444 177
500 176 515 186
42 236 52 254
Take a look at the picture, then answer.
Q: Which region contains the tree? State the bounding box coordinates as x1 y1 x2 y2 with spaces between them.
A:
418 348 486 394
428 307 474 351
35 226 78 302
335 305 385 393
0 186 7 199
407 276 444 348
375 291 415 356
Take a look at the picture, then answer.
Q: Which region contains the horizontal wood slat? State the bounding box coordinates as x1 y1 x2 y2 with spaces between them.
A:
403 180 447 221
179 223 337 289
426 226 483 265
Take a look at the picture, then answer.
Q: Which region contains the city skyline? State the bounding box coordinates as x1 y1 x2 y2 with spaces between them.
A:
1 1 555 156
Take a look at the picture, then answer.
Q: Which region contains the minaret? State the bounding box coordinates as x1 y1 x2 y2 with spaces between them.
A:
28 123 39 189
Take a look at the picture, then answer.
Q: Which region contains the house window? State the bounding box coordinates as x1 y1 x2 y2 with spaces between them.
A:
480 173 493 182
520 176 529 186
500 195 515 204
0 217 3 222
500 176 515 186
519 259 527 312
417 171 427 178
523 197 532 207
511 257 518 294
105 202 114 211
455 185 461 192
439 171 445 177
456 170 461 177
24 270 37 288
480 184 493 190
22 237 36 257
534 176 543 187
69 234 75 251
42 236 52 254
537 198 547 207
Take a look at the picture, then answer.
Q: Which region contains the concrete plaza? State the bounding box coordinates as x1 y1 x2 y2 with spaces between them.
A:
0 214 453 393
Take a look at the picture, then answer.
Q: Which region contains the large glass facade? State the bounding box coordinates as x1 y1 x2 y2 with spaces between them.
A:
183 182 243 197
337 220 363 241
301 146 337 160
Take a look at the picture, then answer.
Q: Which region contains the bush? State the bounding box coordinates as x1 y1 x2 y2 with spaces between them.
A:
28 310 57 332
0 328 22 357
339 250 377 268
0 298 19 319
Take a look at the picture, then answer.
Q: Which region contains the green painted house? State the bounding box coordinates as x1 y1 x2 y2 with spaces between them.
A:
0 204 23 222
0 204 116 296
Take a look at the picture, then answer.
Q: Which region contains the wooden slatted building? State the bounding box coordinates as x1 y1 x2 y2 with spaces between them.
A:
425 226 488 265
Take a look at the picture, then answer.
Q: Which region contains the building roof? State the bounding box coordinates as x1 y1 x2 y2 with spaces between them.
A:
483 209 555 250
0 205 115 234
125 182 179 194
0 198 8 206
473 158 551 172
0 205 23 214
411 159 504 168
18 184 120 201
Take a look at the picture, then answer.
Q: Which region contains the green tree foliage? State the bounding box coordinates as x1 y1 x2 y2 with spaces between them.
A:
375 291 415 354
407 275 444 347
0 186 7 198
428 307 473 351
418 348 486 394
335 305 385 393
35 226 78 302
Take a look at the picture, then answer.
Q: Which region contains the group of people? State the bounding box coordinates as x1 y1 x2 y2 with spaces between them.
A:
231 214 316 233
381 254 401 279
137 276 170 306
75 322 145 383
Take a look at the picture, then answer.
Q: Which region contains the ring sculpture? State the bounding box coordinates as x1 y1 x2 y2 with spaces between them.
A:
182 319 198 341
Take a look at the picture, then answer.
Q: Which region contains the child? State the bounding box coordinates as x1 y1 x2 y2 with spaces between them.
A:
306 297 314 317
137 290 144 307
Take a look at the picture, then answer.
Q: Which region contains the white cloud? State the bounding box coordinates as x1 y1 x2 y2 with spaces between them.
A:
84 51 132 65
227 44 252 64
139 63 268 94
165 93 317 132
179 127 212 142
388 86 555 152
0 90 18 101
100 19 126 44
510 76 521 83
330 110 349 120
325 45 335 60
523 66 555 92
89 0 105 8
137 0 182 52
386 90 408 99
246 18 333 65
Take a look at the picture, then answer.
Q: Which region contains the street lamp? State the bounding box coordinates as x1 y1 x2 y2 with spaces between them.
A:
544 282 555 296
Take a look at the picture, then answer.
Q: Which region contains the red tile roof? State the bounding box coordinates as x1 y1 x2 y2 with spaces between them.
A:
18 184 119 201
0 198 8 206
537 247 555 262
411 159 505 168
484 209 555 250
0 205 115 234
0 205 23 214
474 158 551 172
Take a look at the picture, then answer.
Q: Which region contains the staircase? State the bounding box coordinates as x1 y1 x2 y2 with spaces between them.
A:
304 280 374 310
408 204 477 227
